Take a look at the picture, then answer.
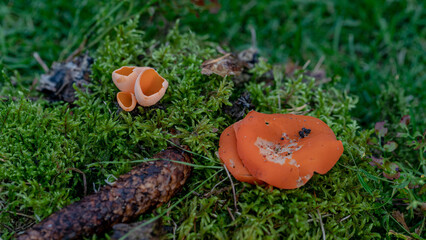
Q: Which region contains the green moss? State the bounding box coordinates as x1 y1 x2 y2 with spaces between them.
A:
0 18 393 239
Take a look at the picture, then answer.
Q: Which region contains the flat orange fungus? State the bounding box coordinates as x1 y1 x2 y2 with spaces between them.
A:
219 111 344 189
218 125 263 184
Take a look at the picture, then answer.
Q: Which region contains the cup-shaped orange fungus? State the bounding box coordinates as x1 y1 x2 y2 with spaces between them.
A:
218 125 264 184
134 68 169 107
219 111 343 189
117 92 137 112
112 66 146 92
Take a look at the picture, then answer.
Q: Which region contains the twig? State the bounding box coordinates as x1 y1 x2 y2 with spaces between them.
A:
93 182 100 193
302 60 311 70
33 52 49 73
248 25 257 48
317 209 326 240
204 176 229 198
216 46 228 54
223 165 238 212
314 56 325 72
339 214 351 222
227 207 235 221
1 223 13 232
5 210 36 220
172 220 177 240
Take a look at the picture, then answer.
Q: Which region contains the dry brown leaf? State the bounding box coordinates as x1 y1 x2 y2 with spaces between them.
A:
391 210 410 231
201 53 243 77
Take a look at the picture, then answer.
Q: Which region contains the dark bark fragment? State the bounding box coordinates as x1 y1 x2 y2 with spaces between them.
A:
37 52 93 103
16 147 192 240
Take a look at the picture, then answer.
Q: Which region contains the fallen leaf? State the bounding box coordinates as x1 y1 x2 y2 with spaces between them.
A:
391 210 410 231
375 121 388 137
201 53 243 77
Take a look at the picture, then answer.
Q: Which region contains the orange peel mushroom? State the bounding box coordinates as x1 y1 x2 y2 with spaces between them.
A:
218 124 263 184
235 111 343 189
116 92 137 112
134 68 169 107
112 66 168 111
112 66 145 92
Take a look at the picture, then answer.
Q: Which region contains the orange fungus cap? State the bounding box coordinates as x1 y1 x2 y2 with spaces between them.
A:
218 124 263 184
234 111 343 189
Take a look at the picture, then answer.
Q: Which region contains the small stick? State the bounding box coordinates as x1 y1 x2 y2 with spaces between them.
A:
227 207 235 221
314 56 325 72
204 176 229 198
339 214 351 222
249 25 257 48
32 52 49 73
4 211 36 220
302 60 311 70
317 209 326 240
223 165 238 212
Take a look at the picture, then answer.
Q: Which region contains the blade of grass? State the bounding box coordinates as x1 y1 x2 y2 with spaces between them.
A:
86 158 222 169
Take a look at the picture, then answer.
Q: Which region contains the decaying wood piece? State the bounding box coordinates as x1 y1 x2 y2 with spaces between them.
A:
37 52 93 103
16 147 192 240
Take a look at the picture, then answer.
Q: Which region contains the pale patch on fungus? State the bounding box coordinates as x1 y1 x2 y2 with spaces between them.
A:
255 136 302 165
296 174 312 187
296 177 304 187
289 159 300 167
229 159 235 168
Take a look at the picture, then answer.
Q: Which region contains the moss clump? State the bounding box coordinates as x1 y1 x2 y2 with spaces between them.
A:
1 19 383 239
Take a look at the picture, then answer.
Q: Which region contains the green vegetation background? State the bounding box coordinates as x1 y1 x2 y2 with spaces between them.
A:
0 0 424 239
